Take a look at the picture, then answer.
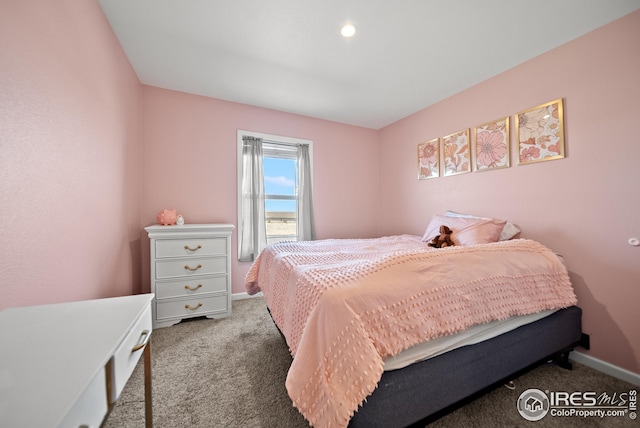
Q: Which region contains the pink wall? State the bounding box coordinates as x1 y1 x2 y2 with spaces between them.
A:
0 1 142 308
140 86 379 296
378 11 640 373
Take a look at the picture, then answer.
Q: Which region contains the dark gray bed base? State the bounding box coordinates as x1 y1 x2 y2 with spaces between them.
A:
347 306 585 428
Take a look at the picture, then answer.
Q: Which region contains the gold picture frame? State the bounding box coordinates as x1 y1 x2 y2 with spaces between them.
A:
516 98 565 165
418 138 440 179
474 116 510 171
442 129 470 176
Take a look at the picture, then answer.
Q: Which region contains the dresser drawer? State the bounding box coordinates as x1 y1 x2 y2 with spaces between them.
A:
156 295 228 320
155 237 227 258
155 256 227 279
154 275 228 299
110 304 153 402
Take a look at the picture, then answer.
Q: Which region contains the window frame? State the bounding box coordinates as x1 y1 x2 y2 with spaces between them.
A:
236 130 313 250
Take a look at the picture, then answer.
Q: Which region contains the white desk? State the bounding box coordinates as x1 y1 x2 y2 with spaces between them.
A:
0 294 154 428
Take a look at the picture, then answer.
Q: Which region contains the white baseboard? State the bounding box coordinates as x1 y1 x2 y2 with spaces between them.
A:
570 351 640 387
232 291 263 300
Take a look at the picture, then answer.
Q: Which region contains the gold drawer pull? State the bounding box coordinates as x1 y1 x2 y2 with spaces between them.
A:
185 303 203 311
184 284 203 291
184 264 202 271
184 244 202 251
131 330 151 353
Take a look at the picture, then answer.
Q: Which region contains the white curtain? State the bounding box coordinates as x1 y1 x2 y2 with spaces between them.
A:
238 136 267 262
297 144 316 241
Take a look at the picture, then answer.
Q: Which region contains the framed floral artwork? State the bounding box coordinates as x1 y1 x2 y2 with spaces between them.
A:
474 116 510 171
442 129 470 176
516 98 565 165
417 138 440 179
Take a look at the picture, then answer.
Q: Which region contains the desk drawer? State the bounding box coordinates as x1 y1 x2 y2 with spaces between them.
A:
60 366 108 428
155 275 228 299
155 238 226 258
111 304 153 401
155 256 227 279
156 295 228 321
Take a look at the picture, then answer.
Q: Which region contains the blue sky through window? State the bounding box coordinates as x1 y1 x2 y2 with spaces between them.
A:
263 157 296 212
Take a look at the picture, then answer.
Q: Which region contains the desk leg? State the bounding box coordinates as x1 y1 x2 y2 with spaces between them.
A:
144 339 153 428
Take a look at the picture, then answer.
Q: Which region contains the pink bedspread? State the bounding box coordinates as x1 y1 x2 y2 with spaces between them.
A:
245 235 577 428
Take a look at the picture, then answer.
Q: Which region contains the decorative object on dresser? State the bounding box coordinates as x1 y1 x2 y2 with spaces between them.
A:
156 208 178 225
145 224 234 328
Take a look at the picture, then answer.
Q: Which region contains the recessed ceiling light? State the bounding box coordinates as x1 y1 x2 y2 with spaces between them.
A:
341 23 356 38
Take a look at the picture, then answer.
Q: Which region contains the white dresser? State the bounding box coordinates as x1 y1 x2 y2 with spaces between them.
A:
145 224 234 328
0 294 154 428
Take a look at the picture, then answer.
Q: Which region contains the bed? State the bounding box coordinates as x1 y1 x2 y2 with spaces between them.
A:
245 213 584 428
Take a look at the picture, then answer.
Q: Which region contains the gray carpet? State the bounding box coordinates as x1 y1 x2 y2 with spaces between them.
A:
104 298 638 427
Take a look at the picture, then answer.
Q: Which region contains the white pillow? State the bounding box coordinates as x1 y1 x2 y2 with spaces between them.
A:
445 211 520 241
422 215 506 246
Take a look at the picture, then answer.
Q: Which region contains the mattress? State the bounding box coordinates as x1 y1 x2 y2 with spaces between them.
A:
384 309 557 371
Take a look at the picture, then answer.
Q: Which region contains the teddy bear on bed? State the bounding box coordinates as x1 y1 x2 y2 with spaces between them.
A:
428 225 455 248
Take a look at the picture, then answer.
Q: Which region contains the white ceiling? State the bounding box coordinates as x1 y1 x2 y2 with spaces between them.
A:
99 0 640 129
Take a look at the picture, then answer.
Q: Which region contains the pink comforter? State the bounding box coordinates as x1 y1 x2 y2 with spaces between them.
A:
245 235 577 428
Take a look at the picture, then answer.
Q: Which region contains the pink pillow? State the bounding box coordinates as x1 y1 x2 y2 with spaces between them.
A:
422 215 506 246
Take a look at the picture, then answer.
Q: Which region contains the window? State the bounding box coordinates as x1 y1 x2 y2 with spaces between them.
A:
263 143 298 244
236 131 315 261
